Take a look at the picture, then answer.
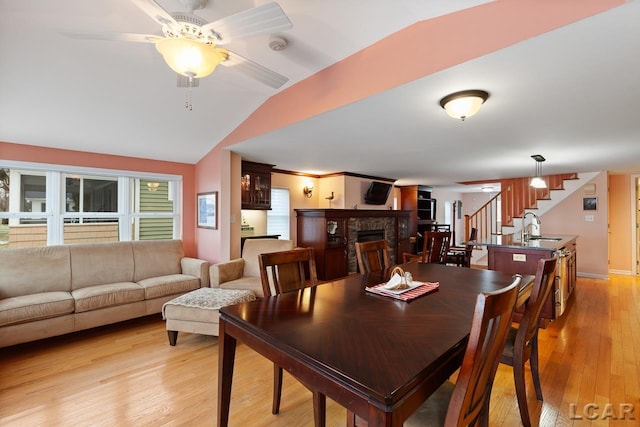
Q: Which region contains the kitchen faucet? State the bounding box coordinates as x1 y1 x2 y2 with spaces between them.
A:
522 211 541 242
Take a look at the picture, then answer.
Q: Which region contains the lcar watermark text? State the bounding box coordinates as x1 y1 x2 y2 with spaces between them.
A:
569 403 635 420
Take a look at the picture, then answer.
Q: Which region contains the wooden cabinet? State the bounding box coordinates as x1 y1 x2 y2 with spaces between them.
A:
297 212 348 281
241 161 273 210
396 215 412 257
400 185 437 234
400 185 440 253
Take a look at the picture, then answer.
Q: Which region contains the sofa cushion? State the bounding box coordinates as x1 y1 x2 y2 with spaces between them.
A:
0 292 74 326
241 239 294 278
137 274 200 299
0 246 71 297
69 242 135 290
72 282 144 313
219 277 264 297
132 240 183 282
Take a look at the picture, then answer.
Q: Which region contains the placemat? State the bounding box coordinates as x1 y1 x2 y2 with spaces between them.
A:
365 281 440 301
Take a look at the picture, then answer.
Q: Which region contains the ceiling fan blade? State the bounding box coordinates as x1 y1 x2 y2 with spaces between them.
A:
62 31 160 43
130 0 181 32
222 50 288 89
201 2 292 45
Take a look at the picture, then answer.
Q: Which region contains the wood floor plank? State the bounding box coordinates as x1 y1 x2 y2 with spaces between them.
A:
1 274 639 426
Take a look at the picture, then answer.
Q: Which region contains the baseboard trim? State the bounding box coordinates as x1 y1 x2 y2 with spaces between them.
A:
608 269 635 276
577 272 609 280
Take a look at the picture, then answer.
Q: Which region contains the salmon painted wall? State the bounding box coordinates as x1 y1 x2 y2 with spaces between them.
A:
540 172 609 278
608 173 632 273
0 141 197 256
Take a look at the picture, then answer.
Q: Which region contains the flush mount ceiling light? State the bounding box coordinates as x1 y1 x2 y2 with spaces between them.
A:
439 90 489 121
530 154 547 189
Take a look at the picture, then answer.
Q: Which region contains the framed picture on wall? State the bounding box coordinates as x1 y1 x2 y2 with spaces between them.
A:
197 192 218 229
583 197 597 211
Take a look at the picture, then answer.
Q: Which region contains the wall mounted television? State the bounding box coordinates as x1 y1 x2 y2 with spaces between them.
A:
364 181 392 205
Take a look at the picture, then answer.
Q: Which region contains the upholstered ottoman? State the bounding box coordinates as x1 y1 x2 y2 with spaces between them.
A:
161 288 256 345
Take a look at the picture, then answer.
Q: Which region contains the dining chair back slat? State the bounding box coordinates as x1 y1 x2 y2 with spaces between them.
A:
355 240 391 274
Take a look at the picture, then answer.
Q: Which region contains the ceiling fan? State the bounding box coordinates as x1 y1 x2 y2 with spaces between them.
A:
65 0 292 89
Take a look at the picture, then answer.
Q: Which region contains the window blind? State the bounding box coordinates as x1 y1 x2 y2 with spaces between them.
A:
267 187 290 240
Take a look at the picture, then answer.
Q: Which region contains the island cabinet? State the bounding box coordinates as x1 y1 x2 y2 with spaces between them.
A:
241 161 273 210
483 234 578 326
296 209 412 281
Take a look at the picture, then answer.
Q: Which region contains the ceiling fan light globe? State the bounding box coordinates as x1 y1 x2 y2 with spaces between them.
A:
155 38 226 78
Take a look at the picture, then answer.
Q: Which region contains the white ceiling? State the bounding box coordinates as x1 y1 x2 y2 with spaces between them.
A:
2 0 640 191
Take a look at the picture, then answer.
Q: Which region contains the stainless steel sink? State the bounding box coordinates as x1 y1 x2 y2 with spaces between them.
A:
527 236 563 241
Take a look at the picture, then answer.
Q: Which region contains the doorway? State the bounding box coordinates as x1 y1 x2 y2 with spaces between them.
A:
636 176 640 274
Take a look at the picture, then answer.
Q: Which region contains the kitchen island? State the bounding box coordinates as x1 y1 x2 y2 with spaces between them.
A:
474 234 577 326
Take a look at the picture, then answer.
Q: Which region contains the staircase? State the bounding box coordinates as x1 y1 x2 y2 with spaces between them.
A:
464 172 598 265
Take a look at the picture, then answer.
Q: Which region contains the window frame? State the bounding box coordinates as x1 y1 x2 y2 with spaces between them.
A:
0 160 182 246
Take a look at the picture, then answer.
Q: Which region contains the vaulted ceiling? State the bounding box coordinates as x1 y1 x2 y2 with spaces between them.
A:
1 0 639 190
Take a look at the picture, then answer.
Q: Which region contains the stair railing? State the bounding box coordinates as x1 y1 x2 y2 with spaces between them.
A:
464 192 501 245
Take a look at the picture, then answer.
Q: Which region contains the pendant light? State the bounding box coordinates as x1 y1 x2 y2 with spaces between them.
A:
530 155 547 189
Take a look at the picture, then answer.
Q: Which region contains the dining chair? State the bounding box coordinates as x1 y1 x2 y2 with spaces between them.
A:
355 240 391 273
258 247 326 427
500 257 557 427
403 231 451 264
447 227 477 267
402 274 522 427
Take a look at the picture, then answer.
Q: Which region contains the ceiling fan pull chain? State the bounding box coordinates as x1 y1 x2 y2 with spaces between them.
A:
185 89 192 110
185 77 193 111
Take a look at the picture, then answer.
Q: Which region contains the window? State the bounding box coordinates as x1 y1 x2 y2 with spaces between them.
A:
267 188 290 240
133 179 175 240
0 164 181 249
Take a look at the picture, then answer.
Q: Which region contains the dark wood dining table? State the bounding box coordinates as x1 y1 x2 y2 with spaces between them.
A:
217 263 533 427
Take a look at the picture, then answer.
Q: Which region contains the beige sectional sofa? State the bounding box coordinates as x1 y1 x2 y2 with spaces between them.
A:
0 239 209 348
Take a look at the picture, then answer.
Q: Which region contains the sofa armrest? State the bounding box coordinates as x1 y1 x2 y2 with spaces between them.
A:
210 259 245 288
181 257 210 288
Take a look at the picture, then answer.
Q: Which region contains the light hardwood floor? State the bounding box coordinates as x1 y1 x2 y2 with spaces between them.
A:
1 275 638 426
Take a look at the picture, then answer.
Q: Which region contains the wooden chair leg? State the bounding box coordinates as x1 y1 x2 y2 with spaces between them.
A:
346 410 357 427
514 360 532 427
272 364 283 414
312 391 326 427
530 338 544 401
479 398 490 427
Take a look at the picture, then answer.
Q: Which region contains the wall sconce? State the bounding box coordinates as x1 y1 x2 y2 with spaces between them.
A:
530 154 547 189
147 182 160 192
439 90 489 121
303 184 314 198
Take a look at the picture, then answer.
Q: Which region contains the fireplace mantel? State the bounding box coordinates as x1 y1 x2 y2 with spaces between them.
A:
295 209 411 219
295 209 412 280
